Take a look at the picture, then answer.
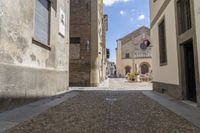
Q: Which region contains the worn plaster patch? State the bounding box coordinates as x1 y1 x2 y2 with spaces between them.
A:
37 60 40 65
0 50 14 63
30 53 36 61
0 2 5 17
16 56 23 63
16 36 28 51
46 46 56 68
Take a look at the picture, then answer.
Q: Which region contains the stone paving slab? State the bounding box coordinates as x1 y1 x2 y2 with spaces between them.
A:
109 78 153 90
99 78 109 88
70 78 152 91
0 91 79 133
143 91 200 129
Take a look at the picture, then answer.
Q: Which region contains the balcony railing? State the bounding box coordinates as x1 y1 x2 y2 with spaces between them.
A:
134 50 152 58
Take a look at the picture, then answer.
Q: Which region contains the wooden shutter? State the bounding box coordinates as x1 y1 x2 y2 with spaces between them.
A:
35 0 50 45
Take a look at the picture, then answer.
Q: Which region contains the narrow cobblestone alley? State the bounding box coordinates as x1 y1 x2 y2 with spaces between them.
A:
4 79 200 133
1 0 200 133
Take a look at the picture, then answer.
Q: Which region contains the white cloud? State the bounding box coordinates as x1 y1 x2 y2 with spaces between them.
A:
120 10 126 16
103 0 130 6
138 14 145 20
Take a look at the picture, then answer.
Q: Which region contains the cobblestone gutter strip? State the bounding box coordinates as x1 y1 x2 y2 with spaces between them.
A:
143 91 200 129
0 91 79 133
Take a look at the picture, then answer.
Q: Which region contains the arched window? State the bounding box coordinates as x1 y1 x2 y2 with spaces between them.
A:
125 66 131 74
140 63 150 74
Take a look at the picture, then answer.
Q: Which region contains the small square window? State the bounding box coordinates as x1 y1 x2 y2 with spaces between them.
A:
70 37 81 44
125 53 130 59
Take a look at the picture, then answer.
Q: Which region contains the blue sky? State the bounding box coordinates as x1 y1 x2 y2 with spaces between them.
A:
103 0 150 62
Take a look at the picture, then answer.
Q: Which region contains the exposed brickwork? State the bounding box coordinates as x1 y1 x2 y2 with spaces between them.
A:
69 0 107 86
69 0 92 86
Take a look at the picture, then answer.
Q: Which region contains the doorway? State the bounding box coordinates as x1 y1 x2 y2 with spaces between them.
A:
140 63 149 75
125 66 131 75
183 41 197 102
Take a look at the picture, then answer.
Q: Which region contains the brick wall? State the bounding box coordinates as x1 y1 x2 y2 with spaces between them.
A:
69 0 92 86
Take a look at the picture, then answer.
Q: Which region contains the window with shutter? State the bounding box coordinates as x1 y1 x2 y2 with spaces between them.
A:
34 0 50 45
177 0 192 35
158 19 167 65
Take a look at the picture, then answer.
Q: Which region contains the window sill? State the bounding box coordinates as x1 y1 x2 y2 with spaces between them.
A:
160 62 168 66
122 58 132 59
32 38 51 50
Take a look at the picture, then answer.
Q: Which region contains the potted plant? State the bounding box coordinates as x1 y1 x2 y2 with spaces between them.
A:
135 72 140 82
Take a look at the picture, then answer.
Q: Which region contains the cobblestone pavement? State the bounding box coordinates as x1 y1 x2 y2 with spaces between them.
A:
5 91 200 133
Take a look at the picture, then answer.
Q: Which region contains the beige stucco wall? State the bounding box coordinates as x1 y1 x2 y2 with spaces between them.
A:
116 40 122 77
149 0 165 23
151 0 179 85
193 0 200 79
90 0 105 86
0 0 69 70
102 15 108 81
0 0 70 97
